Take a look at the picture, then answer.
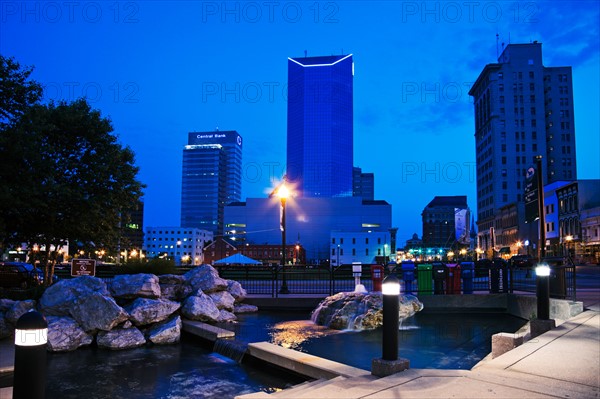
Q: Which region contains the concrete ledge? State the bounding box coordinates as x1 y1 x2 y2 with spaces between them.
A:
181 319 235 341
491 332 524 358
530 318 556 338
371 357 410 377
246 341 370 380
507 294 583 320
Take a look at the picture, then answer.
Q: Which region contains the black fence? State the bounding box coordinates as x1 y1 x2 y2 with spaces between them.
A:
215 261 577 301
43 260 576 301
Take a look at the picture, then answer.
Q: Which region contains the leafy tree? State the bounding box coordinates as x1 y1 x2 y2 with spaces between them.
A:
0 97 145 285
0 55 43 128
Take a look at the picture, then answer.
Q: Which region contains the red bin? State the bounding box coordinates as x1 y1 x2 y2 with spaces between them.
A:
371 265 385 292
445 263 461 294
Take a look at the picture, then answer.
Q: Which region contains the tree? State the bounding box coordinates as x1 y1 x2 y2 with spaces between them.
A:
0 98 145 284
0 55 43 128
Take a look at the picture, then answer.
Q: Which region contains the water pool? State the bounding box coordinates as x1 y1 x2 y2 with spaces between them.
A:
43 310 526 398
222 310 527 370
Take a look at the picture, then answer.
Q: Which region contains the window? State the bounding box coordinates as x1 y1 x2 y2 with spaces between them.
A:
340 238 344 244
352 248 356 256
365 238 369 244
365 248 369 256
332 238 335 244
332 248 335 255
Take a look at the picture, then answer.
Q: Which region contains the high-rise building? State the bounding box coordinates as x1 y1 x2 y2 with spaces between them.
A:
469 42 577 253
422 196 471 248
353 167 375 201
287 54 354 197
180 130 242 234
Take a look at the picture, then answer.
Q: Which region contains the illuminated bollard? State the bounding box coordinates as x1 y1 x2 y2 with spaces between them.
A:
536 263 550 320
13 310 48 399
531 263 555 338
372 274 409 377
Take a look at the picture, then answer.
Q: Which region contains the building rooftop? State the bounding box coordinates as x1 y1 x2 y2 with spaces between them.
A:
425 196 468 209
289 54 352 67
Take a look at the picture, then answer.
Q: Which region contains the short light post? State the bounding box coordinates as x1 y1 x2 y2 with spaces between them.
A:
531 263 555 337
372 274 409 376
14 310 48 399
278 184 290 294
536 263 550 320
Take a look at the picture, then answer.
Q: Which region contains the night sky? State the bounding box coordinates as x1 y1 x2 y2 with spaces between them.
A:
2 1 599 244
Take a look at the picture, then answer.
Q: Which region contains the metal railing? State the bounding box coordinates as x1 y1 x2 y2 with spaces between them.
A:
44 261 577 301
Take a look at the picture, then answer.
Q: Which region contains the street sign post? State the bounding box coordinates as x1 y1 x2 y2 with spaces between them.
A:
71 259 96 277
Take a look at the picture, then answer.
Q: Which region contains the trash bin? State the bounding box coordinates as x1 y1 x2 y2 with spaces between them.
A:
417 263 433 295
370 264 385 292
445 263 461 294
401 261 416 294
460 261 475 294
543 257 567 299
432 262 447 295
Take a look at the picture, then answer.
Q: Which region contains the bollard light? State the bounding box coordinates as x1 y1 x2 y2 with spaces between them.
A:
382 274 400 361
535 263 550 320
14 310 48 399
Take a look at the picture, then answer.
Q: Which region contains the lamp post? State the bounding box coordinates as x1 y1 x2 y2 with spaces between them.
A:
565 235 573 262
14 310 48 399
372 274 409 376
337 244 340 266
278 184 290 294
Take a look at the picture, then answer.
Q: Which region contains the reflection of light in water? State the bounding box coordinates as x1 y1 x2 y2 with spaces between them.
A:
399 316 420 331
270 320 341 350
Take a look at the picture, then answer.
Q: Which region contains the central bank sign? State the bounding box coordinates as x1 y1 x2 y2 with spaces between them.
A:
190 131 242 147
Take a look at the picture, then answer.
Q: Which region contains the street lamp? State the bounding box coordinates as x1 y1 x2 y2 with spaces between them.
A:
14 310 48 399
565 235 573 260
516 240 522 255
278 183 290 294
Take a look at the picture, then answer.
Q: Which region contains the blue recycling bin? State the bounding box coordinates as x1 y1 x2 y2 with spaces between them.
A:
401 261 416 294
460 261 475 294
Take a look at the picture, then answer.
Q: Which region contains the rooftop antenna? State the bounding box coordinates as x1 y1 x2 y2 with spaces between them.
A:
496 33 499 58
304 50 307 58
215 126 219 131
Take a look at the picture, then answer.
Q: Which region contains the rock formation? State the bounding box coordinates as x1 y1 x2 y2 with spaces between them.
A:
0 264 256 352
311 292 423 330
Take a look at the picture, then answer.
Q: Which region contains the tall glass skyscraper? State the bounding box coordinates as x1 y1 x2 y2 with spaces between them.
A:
181 130 242 234
287 54 354 197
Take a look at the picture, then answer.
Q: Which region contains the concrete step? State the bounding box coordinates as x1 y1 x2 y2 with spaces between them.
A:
273 377 345 399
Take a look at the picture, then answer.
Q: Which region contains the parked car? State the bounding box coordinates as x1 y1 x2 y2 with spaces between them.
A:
0 262 34 289
510 255 535 269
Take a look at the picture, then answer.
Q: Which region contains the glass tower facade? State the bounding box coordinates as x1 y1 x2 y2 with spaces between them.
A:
181 131 242 234
287 54 354 197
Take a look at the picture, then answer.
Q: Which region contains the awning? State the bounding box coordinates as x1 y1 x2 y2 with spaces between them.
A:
499 247 511 254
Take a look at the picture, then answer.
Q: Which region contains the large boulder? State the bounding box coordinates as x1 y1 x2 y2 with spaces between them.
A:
110 274 161 299
311 292 423 330
184 265 228 294
146 316 182 345
0 314 11 339
226 280 247 303
158 274 192 301
234 304 258 314
5 300 36 324
208 291 235 311
181 291 221 322
124 298 181 327
70 292 129 332
40 276 109 316
217 309 237 323
0 299 16 313
46 316 93 352
97 327 146 350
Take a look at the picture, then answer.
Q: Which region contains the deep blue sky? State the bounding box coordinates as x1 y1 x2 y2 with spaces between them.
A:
2 1 599 244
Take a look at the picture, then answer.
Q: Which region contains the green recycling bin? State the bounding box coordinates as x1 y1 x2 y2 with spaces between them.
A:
417 263 433 295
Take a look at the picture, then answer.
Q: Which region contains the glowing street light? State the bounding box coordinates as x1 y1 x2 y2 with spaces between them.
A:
278 183 290 294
